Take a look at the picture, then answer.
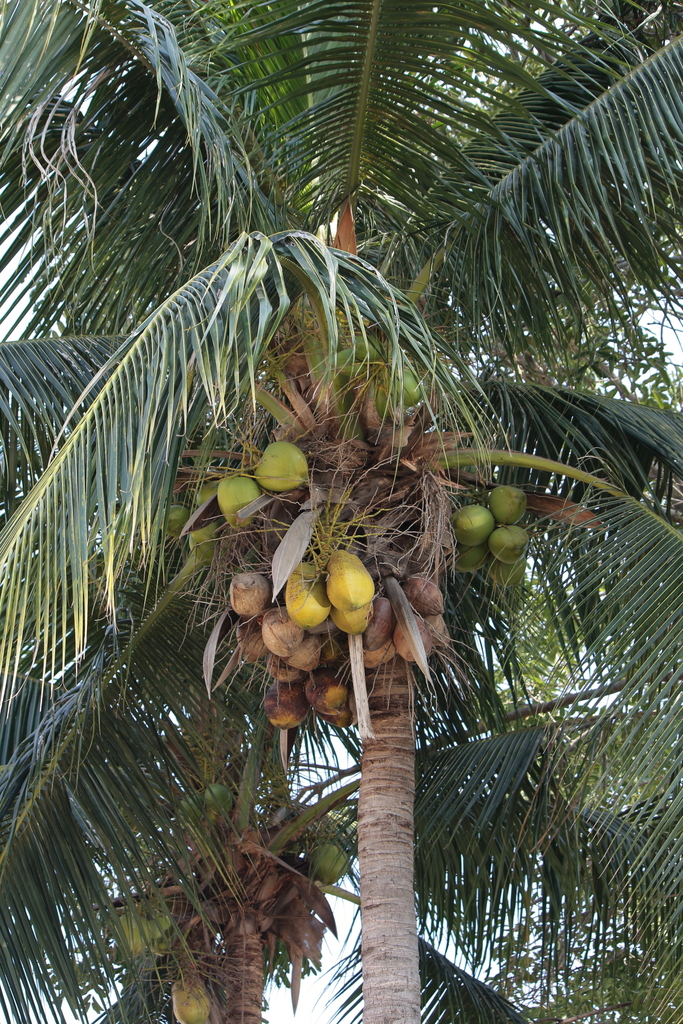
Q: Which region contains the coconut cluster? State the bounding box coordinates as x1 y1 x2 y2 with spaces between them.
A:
452 485 529 586
227 557 448 731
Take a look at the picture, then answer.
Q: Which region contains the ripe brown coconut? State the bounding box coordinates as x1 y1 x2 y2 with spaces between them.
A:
362 597 396 651
229 572 272 618
401 577 443 616
261 608 304 658
393 618 433 663
263 680 310 728
305 669 349 715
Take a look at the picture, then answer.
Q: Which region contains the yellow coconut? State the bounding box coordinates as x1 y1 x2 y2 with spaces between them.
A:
330 602 373 635
326 550 375 612
254 441 308 493
172 980 211 1024
286 562 331 628
217 475 262 527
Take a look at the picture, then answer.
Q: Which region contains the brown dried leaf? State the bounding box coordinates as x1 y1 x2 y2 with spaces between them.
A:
526 493 601 526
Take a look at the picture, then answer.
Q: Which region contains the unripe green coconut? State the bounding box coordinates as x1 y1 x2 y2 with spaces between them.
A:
172 980 210 1024
167 505 190 538
255 441 308 492
117 912 147 956
489 558 526 587
178 792 204 827
196 481 218 505
454 543 490 572
203 783 233 821
147 915 174 955
310 843 349 885
488 525 529 564
451 505 495 546
188 523 217 568
217 475 261 527
488 485 527 525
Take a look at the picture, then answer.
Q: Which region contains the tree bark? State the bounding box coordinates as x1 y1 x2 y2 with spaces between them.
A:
220 928 264 1024
358 657 420 1024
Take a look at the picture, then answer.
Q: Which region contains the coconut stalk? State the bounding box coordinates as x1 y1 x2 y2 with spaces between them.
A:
348 633 375 741
358 656 420 1024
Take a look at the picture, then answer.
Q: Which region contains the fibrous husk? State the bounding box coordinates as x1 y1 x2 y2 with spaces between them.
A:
261 608 304 657
362 597 396 650
393 618 433 662
402 576 443 616
306 669 349 714
424 613 450 648
284 635 322 672
230 572 272 618
264 680 310 728
240 624 269 663
363 638 396 668
267 653 307 683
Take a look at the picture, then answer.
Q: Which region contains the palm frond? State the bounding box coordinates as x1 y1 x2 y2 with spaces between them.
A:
203 0 626 227
0 0 273 338
435 32 683 356
0 335 116 521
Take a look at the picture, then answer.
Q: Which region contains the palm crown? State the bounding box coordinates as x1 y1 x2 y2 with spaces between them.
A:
3 1 683 1022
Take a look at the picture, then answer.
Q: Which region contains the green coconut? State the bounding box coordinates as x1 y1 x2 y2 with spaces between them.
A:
147 915 174 955
489 558 526 587
166 505 190 538
454 543 490 572
172 980 211 1024
178 792 204 827
310 842 350 885
117 912 147 957
488 485 527 525
488 524 529 564
203 783 233 822
217 475 262 527
187 523 217 568
254 441 308 493
196 480 219 505
451 505 496 546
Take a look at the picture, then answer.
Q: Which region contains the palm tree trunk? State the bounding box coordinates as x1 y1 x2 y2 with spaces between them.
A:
220 929 263 1024
358 657 420 1024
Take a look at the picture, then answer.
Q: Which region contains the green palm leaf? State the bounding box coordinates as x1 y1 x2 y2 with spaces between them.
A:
0 0 272 338
434 31 683 355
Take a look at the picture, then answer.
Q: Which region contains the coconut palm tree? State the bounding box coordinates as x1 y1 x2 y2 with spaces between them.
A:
4 1 683 1022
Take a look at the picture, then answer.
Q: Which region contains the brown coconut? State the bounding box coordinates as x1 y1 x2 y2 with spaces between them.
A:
229 572 272 618
317 705 354 728
261 608 304 658
306 669 349 714
319 634 345 665
240 627 269 664
263 680 309 729
401 577 444 616
363 638 396 668
362 597 396 651
284 635 322 672
266 653 307 683
393 618 433 662
424 613 450 648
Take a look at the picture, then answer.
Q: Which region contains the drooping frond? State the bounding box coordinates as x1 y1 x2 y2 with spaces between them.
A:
434 31 683 357
0 0 274 338
0 335 116 521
